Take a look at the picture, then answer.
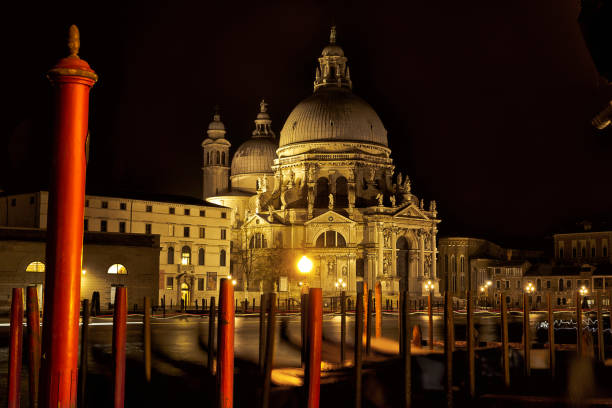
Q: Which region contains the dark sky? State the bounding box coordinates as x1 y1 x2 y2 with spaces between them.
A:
2 0 611 249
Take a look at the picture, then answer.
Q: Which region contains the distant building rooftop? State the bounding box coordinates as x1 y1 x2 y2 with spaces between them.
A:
0 227 160 248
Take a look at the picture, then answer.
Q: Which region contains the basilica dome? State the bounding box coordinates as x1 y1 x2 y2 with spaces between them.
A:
279 87 388 148
231 99 277 176
231 137 277 175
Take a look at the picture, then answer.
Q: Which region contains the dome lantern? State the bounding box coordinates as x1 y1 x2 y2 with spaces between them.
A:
314 26 352 92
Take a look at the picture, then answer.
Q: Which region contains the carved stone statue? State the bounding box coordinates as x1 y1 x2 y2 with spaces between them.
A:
267 205 274 222
280 190 287 210
287 170 295 189
368 167 376 184
430 200 437 212
256 177 263 192
255 194 262 213
328 193 334 209
308 165 316 182
376 193 383 206
261 176 268 192
397 172 403 189
420 199 424 209
390 195 396 207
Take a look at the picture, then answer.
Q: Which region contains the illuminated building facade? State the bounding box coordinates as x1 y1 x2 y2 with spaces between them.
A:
206 28 440 301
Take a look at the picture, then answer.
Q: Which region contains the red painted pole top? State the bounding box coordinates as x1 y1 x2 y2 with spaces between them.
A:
47 25 97 86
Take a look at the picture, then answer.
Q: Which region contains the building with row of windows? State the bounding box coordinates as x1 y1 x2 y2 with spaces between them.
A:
0 191 231 306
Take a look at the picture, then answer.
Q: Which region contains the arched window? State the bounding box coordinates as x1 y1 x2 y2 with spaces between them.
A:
249 233 268 249
314 177 329 208
451 256 456 273
335 176 348 208
581 246 586 257
206 151 210 165
537 278 541 291
108 264 127 274
181 246 191 265
26 261 45 272
315 231 347 248
198 248 205 265
559 248 564 258
559 279 564 291
220 249 226 266
167 247 174 264
222 151 226 165
216 151 220 164
460 256 464 273
592 247 596 257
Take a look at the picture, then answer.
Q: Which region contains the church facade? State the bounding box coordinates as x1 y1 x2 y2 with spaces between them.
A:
205 27 440 301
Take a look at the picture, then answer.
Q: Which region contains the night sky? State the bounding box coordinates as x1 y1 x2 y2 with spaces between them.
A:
2 0 611 249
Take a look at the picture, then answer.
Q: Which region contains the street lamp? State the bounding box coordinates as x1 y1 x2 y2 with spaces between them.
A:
298 255 313 295
423 280 434 349
579 285 589 296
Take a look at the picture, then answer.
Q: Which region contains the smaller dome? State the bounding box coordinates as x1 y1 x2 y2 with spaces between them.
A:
231 138 277 175
321 44 344 57
207 112 227 140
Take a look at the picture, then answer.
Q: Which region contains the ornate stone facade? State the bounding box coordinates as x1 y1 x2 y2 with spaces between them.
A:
206 28 441 299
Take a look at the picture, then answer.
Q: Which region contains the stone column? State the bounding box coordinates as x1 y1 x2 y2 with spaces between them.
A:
419 229 425 279
432 227 438 288
378 223 384 279
391 228 397 277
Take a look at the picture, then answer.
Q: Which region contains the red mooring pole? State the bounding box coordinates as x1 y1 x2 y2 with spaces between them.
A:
113 287 128 408
217 279 235 408
26 286 42 408
8 288 24 408
306 288 323 408
40 25 97 408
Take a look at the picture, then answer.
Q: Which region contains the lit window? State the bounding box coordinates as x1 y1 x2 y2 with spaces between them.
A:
181 246 191 265
107 264 127 274
26 261 45 272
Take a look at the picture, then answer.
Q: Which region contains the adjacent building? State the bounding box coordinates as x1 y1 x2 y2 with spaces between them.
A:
0 191 231 306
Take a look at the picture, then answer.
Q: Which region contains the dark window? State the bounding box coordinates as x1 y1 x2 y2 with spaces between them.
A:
221 212 227 219
537 279 541 291
249 233 267 249
146 205 152 212
335 176 348 207
102 201 108 209
198 278 205 291
605 247 609 257
559 248 564 258
84 219 88 231
581 247 586 257
496 280 500 289
169 207 175 214
572 248 577 258
166 277 174 290
101 220 107 232
198 248 205 265
120 203 127 210
546 280 551 289
184 209 190 216
184 227 190 237
10 198 16 206
200 210 205 217
119 222 126 233
220 249 226 266
199 228 205 238
145 224 152 234
315 177 330 208
29 196 35 204
85 200 89 207
315 231 347 248
505 280 510 289
221 229 227 240
592 247 596 257
167 247 174 264
222 152 226 165
559 279 564 291
216 151 220 164
567 280 572 289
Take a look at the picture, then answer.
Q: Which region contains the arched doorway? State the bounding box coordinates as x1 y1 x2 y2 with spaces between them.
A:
397 237 410 291
181 283 190 307
335 176 348 207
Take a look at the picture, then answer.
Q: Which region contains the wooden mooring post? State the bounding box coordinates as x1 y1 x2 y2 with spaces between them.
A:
500 293 510 387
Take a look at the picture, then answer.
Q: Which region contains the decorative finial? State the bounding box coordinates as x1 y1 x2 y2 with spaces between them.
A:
68 25 80 58
260 99 268 113
213 104 221 121
330 25 336 44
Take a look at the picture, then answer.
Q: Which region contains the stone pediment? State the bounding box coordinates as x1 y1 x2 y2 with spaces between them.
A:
243 213 272 227
305 210 355 225
392 204 430 221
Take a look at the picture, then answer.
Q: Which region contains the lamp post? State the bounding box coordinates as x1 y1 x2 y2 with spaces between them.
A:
524 281 535 376
298 255 313 368
424 280 434 349
577 285 588 357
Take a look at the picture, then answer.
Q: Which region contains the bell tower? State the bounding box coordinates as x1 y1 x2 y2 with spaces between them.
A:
202 109 231 198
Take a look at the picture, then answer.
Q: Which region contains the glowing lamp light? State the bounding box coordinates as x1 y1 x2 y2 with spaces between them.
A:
579 286 588 296
342 282 347 288
486 280 492 287
525 282 535 293
297 256 313 274
335 282 339 288
82 269 86 275
232 279 237 286
424 280 434 292
480 286 485 292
